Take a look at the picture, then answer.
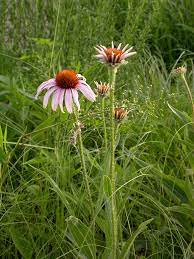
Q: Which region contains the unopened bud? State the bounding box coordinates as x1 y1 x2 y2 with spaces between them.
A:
95 81 110 96
114 108 128 121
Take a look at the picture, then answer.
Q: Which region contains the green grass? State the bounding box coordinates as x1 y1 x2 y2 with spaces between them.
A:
0 0 194 258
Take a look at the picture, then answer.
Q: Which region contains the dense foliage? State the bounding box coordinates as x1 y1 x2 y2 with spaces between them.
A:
0 0 194 258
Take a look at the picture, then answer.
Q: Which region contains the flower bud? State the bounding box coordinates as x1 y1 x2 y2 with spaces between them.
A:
95 81 110 96
114 108 128 121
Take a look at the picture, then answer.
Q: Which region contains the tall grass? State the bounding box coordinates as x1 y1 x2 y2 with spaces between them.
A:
0 0 194 258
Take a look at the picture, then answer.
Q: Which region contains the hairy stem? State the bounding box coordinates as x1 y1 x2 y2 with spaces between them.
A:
101 97 108 150
109 67 118 258
73 110 93 213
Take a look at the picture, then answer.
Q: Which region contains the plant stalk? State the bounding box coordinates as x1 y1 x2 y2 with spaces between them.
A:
181 74 194 124
101 97 108 150
109 67 118 258
73 110 93 213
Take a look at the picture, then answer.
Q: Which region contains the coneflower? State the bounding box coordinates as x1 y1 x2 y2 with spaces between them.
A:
95 42 136 67
35 69 96 112
95 41 137 258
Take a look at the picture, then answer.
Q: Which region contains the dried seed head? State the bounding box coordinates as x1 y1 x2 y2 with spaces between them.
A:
95 81 110 96
114 108 128 121
174 66 187 75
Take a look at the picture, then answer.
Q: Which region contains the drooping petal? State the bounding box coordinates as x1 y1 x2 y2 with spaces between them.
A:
51 89 62 111
65 89 73 113
59 89 65 113
78 83 96 102
95 54 104 58
43 87 57 108
95 54 107 62
114 54 120 63
35 78 56 99
72 89 80 111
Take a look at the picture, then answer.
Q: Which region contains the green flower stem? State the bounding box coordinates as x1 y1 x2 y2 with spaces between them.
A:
73 110 93 213
101 97 108 150
181 73 193 106
181 74 194 122
109 67 118 259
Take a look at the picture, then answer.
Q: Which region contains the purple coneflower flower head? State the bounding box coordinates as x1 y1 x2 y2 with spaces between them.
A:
35 69 96 113
95 42 136 67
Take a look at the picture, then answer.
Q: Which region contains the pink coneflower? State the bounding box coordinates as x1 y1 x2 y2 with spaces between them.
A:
35 69 96 113
95 42 136 66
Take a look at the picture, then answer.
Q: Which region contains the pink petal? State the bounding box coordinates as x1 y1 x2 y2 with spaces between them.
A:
43 87 57 108
120 52 137 60
59 89 65 113
35 78 56 99
123 46 134 54
96 45 106 51
51 89 62 111
65 89 73 113
100 45 107 50
77 74 86 81
114 55 120 63
72 89 80 111
122 44 129 52
95 54 104 58
78 83 96 102
117 43 122 49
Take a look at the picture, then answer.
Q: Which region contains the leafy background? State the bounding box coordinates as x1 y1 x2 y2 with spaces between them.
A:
0 0 194 258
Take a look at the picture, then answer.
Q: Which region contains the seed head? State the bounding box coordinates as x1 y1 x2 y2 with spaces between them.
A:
174 66 187 75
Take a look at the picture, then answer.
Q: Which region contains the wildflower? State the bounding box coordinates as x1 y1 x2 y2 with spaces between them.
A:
114 108 128 121
95 42 136 67
174 66 187 75
95 81 110 96
35 69 96 113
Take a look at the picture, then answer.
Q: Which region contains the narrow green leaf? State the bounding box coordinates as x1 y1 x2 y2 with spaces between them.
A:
66 216 96 259
9 227 33 259
0 125 3 148
120 218 153 259
167 102 191 123
0 147 6 162
103 175 112 197
3 125 8 153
